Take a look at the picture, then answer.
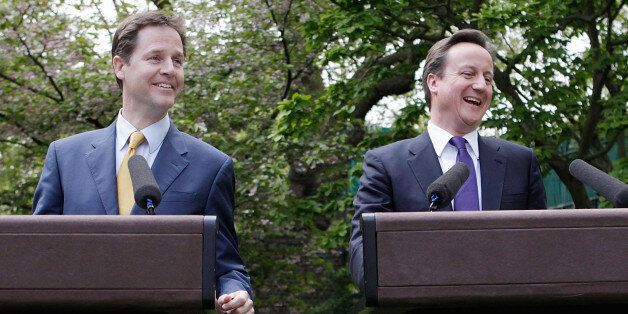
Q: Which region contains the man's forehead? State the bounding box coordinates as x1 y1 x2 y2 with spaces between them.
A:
134 26 184 53
445 42 493 69
136 26 182 43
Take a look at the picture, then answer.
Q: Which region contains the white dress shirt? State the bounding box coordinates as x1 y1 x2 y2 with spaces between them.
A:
426 120 483 210
115 111 170 174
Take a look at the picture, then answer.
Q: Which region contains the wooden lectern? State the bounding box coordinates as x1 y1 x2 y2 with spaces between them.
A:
361 208 628 310
0 215 217 311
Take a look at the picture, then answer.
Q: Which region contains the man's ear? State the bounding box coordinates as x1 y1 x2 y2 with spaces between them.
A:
427 73 439 95
112 56 125 81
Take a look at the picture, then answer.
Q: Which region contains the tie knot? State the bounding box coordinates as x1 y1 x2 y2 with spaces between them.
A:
449 136 467 150
128 131 145 149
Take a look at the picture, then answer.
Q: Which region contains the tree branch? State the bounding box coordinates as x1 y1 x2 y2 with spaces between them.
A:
151 0 171 10
264 0 294 100
351 42 431 121
95 4 114 40
13 29 65 102
582 129 624 161
579 2 609 156
0 111 47 146
0 71 62 103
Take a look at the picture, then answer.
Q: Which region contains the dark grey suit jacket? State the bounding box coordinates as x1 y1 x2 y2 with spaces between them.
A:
349 131 547 288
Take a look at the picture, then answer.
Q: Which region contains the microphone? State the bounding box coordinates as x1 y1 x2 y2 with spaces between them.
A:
426 162 470 211
568 159 628 208
128 155 162 215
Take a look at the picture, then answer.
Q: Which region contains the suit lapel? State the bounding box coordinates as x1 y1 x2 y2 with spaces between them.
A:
479 136 506 210
150 123 190 199
407 131 452 211
85 123 118 215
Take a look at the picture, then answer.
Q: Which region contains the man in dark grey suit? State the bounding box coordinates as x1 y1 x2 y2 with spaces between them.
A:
349 29 547 288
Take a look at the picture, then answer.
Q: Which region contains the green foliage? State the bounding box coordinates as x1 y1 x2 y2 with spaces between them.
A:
599 156 628 208
273 93 322 140
1 0 626 312
0 143 42 214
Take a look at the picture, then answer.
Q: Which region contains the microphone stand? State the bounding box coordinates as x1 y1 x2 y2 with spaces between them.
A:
146 199 156 215
429 203 437 211
429 194 439 212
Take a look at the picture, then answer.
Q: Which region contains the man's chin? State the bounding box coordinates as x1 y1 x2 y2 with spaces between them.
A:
151 98 176 110
460 117 483 130
461 111 486 125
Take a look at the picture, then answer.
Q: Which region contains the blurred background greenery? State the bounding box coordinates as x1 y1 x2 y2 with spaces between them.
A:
1 0 626 312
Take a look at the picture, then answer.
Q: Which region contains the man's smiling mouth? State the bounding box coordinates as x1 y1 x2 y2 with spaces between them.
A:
463 96 481 106
154 83 174 89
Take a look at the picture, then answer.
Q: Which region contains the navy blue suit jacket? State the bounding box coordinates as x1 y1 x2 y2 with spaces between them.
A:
32 122 252 297
349 131 547 288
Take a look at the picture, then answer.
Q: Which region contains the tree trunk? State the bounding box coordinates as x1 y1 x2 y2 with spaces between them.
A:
549 156 592 208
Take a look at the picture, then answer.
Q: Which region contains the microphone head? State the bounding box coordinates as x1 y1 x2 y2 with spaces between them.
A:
128 155 162 209
615 188 628 208
568 159 588 177
569 159 628 208
426 162 470 209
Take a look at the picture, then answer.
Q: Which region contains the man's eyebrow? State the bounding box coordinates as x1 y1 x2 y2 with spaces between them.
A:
143 48 184 57
143 48 163 55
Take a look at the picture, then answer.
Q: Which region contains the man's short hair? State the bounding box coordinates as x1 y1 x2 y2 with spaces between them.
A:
112 11 186 89
421 29 496 108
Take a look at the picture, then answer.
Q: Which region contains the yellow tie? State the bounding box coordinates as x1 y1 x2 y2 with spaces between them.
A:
117 131 145 215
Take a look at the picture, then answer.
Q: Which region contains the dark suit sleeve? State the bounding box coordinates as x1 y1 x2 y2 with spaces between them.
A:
206 157 252 298
527 151 547 209
32 142 63 215
350 150 394 290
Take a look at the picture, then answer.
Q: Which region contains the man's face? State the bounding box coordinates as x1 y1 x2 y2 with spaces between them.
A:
114 25 184 116
427 42 493 135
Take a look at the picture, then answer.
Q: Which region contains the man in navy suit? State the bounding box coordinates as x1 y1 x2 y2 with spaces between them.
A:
349 29 547 289
32 11 254 313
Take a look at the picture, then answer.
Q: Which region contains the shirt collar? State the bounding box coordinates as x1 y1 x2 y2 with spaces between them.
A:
116 110 170 153
427 120 480 159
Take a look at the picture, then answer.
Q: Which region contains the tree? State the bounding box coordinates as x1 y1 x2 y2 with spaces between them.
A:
1 0 626 312
0 0 120 213
480 0 627 208
291 0 626 211
271 0 626 307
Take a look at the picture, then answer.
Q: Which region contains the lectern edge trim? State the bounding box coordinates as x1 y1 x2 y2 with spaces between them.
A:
202 216 218 309
361 213 378 306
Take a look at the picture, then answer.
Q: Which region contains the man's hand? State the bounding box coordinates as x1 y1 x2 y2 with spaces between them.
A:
216 290 254 314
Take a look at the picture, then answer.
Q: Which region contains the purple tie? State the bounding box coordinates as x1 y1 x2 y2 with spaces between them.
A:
450 137 479 211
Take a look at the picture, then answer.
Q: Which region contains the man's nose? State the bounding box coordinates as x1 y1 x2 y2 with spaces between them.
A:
160 58 175 75
472 75 488 91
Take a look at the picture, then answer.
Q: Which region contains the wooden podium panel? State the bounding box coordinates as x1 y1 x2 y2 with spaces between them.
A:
0 215 217 311
362 209 628 308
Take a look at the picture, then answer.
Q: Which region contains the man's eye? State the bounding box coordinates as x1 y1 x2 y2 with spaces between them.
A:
485 77 493 83
462 72 474 77
149 56 160 61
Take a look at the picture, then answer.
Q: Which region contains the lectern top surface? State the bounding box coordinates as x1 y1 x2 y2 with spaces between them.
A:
0 215 205 234
373 208 628 231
